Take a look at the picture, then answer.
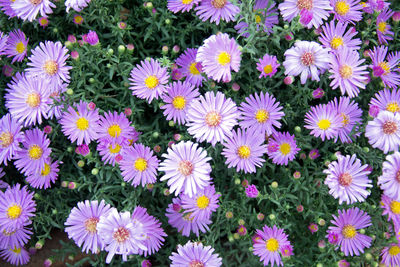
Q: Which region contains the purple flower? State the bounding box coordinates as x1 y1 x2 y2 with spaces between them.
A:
0 31 8 55
369 46 400 89
369 105 380 117
319 21 361 51
25 159 60 189
377 8 394 45
365 111 400 153
76 144 90 156
195 0 239 25
309 149 320 159
304 104 342 141
381 243 400 267
175 48 204 87
256 54 280 78
0 0 17 17
97 140 125 166
300 8 313 25
0 246 30 266
98 111 137 145
266 132 300 166
11 0 55 21
86 30 99 46
378 152 400 201
3 29 28 63
245 185 259 198
381 194 400 225
65 0 91 12
169 241 222 266
370 88 400 114
312 88 324 98
330 0 363 24
0 113 24 166
167 0 201 13
0 225 32 250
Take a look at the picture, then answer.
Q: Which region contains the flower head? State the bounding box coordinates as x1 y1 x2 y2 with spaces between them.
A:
195 0 240 25
26 159 59 189
11 0 55 21
98 111 137 145
256 54 280 78
305 104 342 141
169 241 222 266
267 132 300 166
175 48 204 87
381 194 400 225
381 243 400 267
365 111 400 153
245 185 259 198
330 0 363 23
0 246 30 266
3 29 28 63
319 21 361 51
0 113 24 166
369 46 400 89
65 0 91 12
378 152 400 201
376 8 394 45
167 0 201 13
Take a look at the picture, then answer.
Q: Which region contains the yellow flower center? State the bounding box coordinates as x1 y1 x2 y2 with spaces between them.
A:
134 158 148 172
189 62 200 75
28 145 43 160
40 163 51 176
107 124 122 138
182 0 193 4
330 36 344 50
211 0 227 8
378 21 387 33
389 245 400 256
7 205 22 219
217 51 231 66
386 102 400 113
265 238 279 252
144 75 159 89
113 226 130 243
379 61 390 74
205 111 222 127
317 119 331 130
0 131 13 148
237 145 251 159
74 15 83 24
10 247 21 254
108 144 121 154
15 42 25 54
85 217 99 233
44 60 58 76
196 195 210 209
335 1 350 16
279 143 291 155
255 109 269 123
263 64 273 74
255 15 262 24
339 65 353 79
391 201 400 214
172 96 186 110
341 113 350 126
183 212 194 222
76 117 89 131
26 93 41 108
342 224 357 239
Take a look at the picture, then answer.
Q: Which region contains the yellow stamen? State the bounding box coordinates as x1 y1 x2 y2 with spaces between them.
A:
28 145 43 160
279 143 291 155
134 158 148 172
317 119 331 130
108 144 121 154
15 42 25 54
217 51 231 66
342 224 357 239
386 102 400 113
237 145 251 159
26 93 41 108
255 109 269 123
144 75 159 89
196 195 210 209
335 1 350 16
330 36 344 50
41 163 51 176
189 62 200 75
107 124 122 138
7 205 22 219
265 238 279 252
172 96 186 110
76 117 89 131
44 60 58 76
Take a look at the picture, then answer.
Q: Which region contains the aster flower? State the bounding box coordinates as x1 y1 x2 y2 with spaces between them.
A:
0 114 24 166
279 0 332 29
363 0 390 13
283 41 330 84
370 88 400 114
26 41 72 86
0 184 36 232
246 185 259 198
169 241 222 266
0 246 30 266
256 54 280 78
330 0 363 23
326 207 372 256
119 144 159 187
11 0 55 22
195 0 240 25
97 140 125 166
319 21 361 51
324 154 372 204
381 194 400 225
196 33 241 82
98 111 136 145
239 92 284 136
131 206 167 256
175 48 204 87
160 81 200 125
222 128 267 173
253 225 292 267
38 17 49 28
65 0 91 12
369 46 400 89
180 185 220 222
25 159 59 189
14 128 51 176
376 8 394 45
308 223 318 233
378 152 400 201
165 197 212 237
329 97 362 143
129 59 169 103
365 111 400 153
167 0 201 13
60 101 101 145
304 104 342 141
0 31 8 55
97 209 147 263
381 243 400 267
73 14 83 25
3 29 28 63
187 91 237 146
159 141 212 197
0 0 17 17
65 200 113 254
266 132 300 166
0 226 32 249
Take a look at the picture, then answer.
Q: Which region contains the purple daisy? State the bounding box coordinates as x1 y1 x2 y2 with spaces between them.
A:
159 141 212 197
369 46 400 89
279 0 332 29
25 159 59 189
319 21 361 51
330 0 363 23
3 29 28 63
180 185 220 222
239 91 284 136
186 91 238 146
329 97 362 143
14 128 51 176
169 241 222 266
222 128 267 173
98 111 136 145
283 41 330 84
0 0 17 17
65 0 91 12
195 0 239 25
160 81 200 125
97 209 147 263
175 48 204 87
167 0 201 13
60 101 101 145
378 152 400 201
0 31 8 55
381 243 400 267
11 0 55 22
376 8 394 45
326 207 372 256
129 58 169 104
0 226 32 250
97 140 126 166
381 194 400 225
365 111 400 154
119 143 159 187
363 0 390 13
324 154 372 204
0 184 36 232
370 88 400 114
0 246 30 266
266 132 300 166
253 225 292 267
0 113 24 166
131 206 166 256
165 197 211 237
196 33 241 83
256 54 280 78
26 41 72 86
304 104 342 141
65 200 113 254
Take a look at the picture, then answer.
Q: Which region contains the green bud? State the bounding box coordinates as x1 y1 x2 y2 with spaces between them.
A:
89 78 95 84
316 264 323 267
294 126 301 133
107 48 114 55
283 24 289 29
118 45 125 53
233 233 240 239
363 147 370 153
67 147 73 153
165 19 171 24
169 121 175 127
152 132 159 138
269 214 276 220
53 28 58 33
52 209 58 215
77 160 85 168
238 219 245 225
66 89 74 95
228 235 234 242
271 181 278 188
106 63 112 68
91 168 99 175
365 253 373 261
234 178 241 185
